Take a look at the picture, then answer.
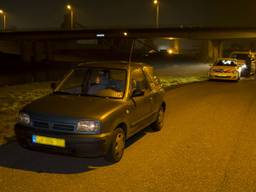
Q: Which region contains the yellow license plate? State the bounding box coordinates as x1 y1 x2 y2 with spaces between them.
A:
32 135 65 148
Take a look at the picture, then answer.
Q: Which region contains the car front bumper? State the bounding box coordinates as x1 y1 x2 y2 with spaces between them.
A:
208 72 239 80
15 124 112 157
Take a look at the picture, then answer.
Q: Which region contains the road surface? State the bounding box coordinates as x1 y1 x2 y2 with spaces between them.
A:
1 79 256 192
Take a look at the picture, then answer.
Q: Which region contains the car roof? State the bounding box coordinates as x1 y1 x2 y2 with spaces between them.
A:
77 61 152 70
217 58 237 61
231 51 254 55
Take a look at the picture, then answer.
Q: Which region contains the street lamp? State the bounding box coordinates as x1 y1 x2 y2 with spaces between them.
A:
66 4 74 30
153 0 160 28
0 10 6 31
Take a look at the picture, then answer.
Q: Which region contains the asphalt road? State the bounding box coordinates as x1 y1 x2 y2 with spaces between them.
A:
1 79 256 192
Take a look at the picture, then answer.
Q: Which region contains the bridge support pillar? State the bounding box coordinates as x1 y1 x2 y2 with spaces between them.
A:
173 39 180 54
207 40 223 61
20 40 55 63
45 41 54 61
34 41 45 63
20 41 33 63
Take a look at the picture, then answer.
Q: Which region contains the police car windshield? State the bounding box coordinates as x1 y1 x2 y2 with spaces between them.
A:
214 60 237 66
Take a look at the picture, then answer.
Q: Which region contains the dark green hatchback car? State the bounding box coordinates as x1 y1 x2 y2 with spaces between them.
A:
15 61 166 162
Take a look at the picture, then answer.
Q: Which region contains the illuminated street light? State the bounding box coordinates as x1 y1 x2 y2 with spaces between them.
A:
66 5 72 10
66 4 74 30
123 32 128 36
168 49 173 54
0 9 6 31
153 0 160 28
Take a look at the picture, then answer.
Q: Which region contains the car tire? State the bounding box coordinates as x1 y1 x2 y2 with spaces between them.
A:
233 72 240 82
17 139 33 151
241 69 246 77
105 128 125 163
236 75 240 81
152 106 165 131
243 68 251 77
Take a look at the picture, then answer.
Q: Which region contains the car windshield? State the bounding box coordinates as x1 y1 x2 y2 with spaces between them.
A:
214 60 237 66
55 67 127 99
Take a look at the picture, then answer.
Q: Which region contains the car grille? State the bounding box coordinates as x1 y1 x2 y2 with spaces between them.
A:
32 120 75 132
52 123 75 131
214 75 231 78
213 69 223 72
33 121 49 129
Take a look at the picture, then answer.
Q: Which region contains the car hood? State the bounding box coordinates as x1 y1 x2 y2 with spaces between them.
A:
23 94 123 120
211 66 238 71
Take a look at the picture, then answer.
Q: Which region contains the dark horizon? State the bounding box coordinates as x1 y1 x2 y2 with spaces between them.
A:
0 0 256 30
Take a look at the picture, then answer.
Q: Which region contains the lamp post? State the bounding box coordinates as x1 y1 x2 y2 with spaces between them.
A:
153 0 160 28
66 4 74 30
0 10 6 31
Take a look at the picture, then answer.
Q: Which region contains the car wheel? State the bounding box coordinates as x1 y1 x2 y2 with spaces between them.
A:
152 106 165 131
105 128 125 163
241 69 246 77
246 70 251 77
236 74 240 81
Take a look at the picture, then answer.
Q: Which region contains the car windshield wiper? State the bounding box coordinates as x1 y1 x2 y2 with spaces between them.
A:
53 91 79 95
80 93 107 98
80 93 121 99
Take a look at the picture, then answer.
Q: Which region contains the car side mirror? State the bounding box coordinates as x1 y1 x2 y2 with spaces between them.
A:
132 89 145 97
153 76 161 83
51 82 57 90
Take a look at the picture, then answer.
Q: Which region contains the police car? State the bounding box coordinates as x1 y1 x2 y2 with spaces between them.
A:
208 58 247 81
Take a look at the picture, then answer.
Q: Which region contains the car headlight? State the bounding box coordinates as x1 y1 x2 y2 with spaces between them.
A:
241 64 247 69
18 113 31 125
77 120 100 133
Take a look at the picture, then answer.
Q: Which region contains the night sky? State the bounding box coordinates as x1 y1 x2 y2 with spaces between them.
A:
1 0 256 29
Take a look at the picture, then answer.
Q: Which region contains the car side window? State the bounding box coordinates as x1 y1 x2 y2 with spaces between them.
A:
131 67 150 91
142 68 160 90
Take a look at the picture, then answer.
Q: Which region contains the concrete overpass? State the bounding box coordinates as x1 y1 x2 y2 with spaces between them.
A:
2 27 256 40
1 27 256 62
